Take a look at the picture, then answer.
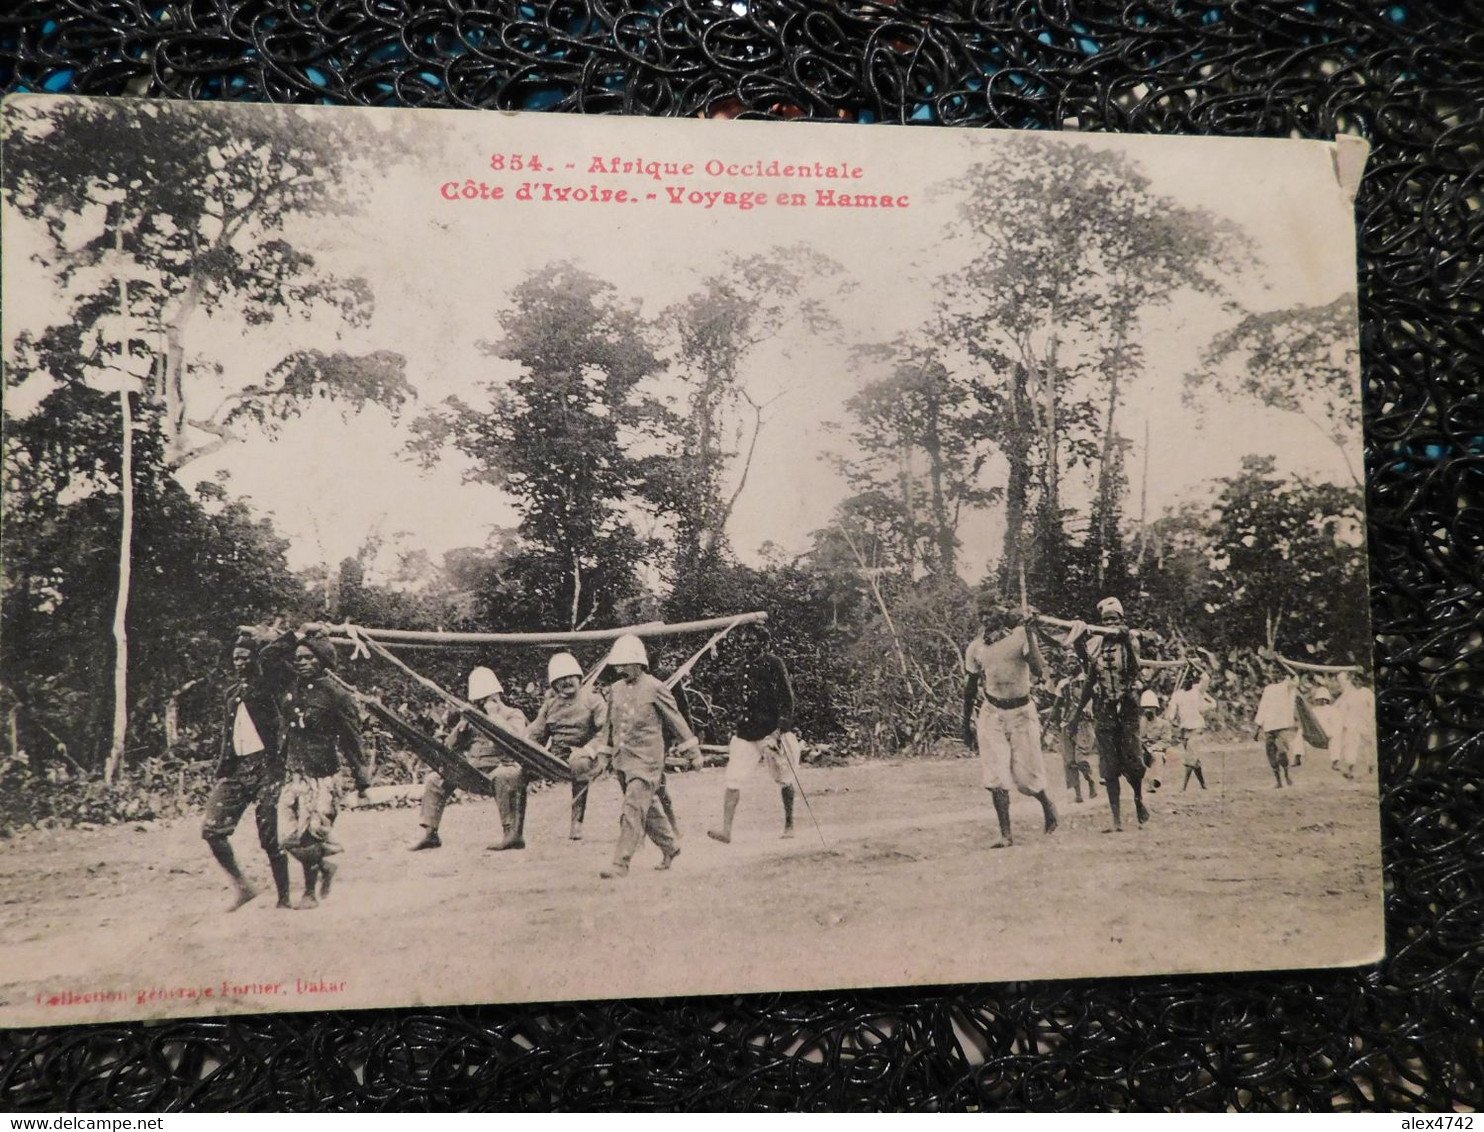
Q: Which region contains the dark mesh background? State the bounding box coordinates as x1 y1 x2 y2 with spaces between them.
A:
1 0 1481 1113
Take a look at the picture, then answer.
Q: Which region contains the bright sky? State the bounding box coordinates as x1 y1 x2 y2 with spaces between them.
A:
3 102 1364 588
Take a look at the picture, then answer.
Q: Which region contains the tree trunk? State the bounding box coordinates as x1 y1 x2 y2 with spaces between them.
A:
104 227 135 788
105 380 134 786
924 377 956 576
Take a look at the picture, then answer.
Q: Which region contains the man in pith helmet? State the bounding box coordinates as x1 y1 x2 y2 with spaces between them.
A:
409 665 527 851
597 634 699 879
527 651 608 841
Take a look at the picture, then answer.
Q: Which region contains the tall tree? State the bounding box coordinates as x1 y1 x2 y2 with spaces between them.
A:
662 246 843 615
407 263 673 630
1202 456 1367 658
1 384 308 772
4 97 417 770
1185 294 1362 484
937 135 1241 589
829 338 999 578
2 96 416 469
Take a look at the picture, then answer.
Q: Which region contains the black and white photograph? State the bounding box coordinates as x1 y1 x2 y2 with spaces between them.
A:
1 95 1381 1026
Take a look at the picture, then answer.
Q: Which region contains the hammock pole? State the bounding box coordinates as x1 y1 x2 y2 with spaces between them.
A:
324 612 767 648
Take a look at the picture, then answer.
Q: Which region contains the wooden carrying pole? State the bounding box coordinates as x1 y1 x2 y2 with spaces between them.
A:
1034 613 1160 640
327 611 767 648
1276 653 1362 675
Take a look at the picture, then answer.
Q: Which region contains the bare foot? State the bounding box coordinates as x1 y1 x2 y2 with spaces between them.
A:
1102 825 1124 834
228 885 259 913
988 836 1013 849
599 863 629 879
296 893 319 910
276 898 293 910
781 827 796 840
706 829 731 844
318 861 337 899
655 846 680 871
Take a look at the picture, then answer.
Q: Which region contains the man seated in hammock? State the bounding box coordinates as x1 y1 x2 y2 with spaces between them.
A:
526 652 608 842
409 666 527 851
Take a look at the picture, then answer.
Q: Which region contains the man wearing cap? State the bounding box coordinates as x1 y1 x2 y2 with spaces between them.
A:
276 632 373 909
201 634 291 911
962 593 1058 849
1139 688 1173 770
527 652 608 841
1069 597 1149 831
707 623 798 845
598 634 700 878
1253 663 1298 789
410 666 528 851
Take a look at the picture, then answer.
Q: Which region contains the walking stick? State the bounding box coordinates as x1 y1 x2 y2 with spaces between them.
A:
780 733 828 849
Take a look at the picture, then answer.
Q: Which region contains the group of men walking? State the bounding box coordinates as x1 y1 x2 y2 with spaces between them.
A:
960 592 1375 847
203 598 1374 908
202 622 801 909
202 631 370 912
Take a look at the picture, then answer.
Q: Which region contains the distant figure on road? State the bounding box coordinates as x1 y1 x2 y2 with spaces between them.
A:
1253 665 1299 789
1168 667 1216 791
1333 671 1376 781
1048 675 1096 804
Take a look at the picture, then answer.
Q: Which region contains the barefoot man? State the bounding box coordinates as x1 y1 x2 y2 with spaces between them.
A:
707 622 799 845
961 593 1058 849
1069 598 1149 832
201 633 290 911
276 633 372 909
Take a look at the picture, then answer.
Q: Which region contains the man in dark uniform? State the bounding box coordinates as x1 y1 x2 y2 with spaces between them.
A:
706 623 798 844
276 634 373 909
1070 597 1148 832
201 634 290 911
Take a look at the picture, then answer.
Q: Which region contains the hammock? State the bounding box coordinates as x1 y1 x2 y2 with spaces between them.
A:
334 613 761 787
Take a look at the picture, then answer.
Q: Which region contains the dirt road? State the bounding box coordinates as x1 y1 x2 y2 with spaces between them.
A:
0 742 1383 1026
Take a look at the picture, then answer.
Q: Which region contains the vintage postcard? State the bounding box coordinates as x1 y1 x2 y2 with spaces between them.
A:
0 96 1380 1026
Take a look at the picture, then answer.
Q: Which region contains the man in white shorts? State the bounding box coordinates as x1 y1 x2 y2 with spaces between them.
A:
961 593 1058 849
708 623 797 844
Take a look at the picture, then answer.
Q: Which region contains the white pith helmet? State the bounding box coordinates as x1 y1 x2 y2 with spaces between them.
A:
467 666 502 701
608 634 649 667
1139 689 1160 709
547 651 583 685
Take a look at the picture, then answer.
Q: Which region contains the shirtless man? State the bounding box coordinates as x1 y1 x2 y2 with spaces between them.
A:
961 593 1058 849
